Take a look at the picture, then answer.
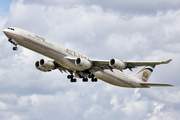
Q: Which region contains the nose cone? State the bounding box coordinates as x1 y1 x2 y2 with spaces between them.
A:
3 29 11 38
3 29 8 33
3 29 9 36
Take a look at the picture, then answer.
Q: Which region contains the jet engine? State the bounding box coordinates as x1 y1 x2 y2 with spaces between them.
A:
35 59 55 72
75 58 92 70
109 59 126 70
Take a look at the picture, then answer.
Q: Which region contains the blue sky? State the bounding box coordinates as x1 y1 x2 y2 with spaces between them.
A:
0 0 180 120
0 0 12 12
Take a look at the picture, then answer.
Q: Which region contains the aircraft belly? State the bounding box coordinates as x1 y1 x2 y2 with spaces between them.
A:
20 40 56 58
11 35 24 45
56 58 85 71
94 70 136 88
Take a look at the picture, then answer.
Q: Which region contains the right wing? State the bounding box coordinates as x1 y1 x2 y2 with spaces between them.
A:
91 59 172 71
64 56 172 72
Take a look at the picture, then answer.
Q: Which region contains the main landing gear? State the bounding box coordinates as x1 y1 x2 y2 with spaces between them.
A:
67 75 77 82
67 74 98 83
82 77 88 82
88 74 98 82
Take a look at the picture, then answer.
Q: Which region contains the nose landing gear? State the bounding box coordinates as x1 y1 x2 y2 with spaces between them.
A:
8 38 18 51
13 46 18 50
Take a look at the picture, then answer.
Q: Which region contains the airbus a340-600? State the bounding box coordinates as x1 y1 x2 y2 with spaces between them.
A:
3 27 173 88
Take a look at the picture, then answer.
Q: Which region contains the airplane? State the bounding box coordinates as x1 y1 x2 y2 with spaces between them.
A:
3 27 173 88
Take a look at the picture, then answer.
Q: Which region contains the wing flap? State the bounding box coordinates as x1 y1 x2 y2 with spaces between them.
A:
141 83 174 87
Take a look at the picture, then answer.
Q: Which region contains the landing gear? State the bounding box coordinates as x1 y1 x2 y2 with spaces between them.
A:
88 74 94 78
67 75 73 79
81 74 98 82
13 46 18 51
91 78 98 82
67 73 98 83
67 75 77 83
70 78 77 82
8 38 18 51
89 74 98 82
82 77 88 82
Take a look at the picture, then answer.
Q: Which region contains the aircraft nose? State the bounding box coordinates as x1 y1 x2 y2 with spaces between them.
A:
3 29 11 38
3 29 8 35
3 29 8 33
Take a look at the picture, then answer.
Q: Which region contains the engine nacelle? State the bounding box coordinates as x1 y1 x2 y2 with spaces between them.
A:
75 58 92 69
109 59 126 70
40 59 55 69
35 59 55 72
35 61 48 72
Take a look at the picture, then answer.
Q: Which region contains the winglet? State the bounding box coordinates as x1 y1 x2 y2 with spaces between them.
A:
163 59 172 64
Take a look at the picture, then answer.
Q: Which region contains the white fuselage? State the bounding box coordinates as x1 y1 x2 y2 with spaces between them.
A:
3 27 142 88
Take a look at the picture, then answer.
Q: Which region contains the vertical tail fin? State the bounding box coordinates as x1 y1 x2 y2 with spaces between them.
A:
132 65 156 82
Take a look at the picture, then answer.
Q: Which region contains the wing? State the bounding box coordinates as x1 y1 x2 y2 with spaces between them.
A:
91 59 172 71
140 83 174 87
54 61 74 74
64 56 172 72
125 59 172 68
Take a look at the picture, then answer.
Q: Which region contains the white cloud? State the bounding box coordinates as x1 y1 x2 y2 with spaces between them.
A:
153 102 164 114
0 101 7 110
23 0 180 14
0 1 180 120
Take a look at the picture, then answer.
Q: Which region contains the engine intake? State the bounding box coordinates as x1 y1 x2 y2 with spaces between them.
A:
109 59 126 70
35 59 55 72
75 58 92 70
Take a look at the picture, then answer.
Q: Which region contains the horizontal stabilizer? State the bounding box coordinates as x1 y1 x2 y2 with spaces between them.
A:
141 83 174 87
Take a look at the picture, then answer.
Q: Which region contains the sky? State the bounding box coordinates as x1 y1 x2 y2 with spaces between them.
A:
0 0 180 120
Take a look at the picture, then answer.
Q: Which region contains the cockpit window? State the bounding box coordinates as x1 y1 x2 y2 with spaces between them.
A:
8 28 14 31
